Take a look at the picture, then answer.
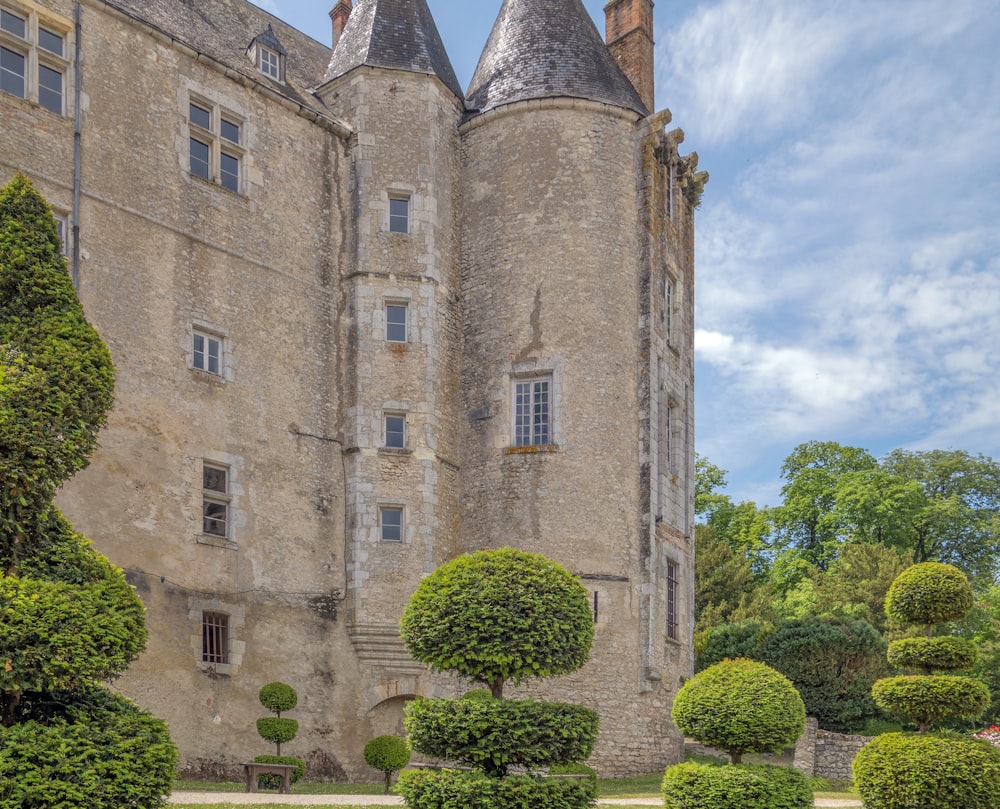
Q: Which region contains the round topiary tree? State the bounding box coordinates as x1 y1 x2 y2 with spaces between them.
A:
0 174 176 808
396 548 598 809
665 658 810 809
364 735 411 793
254 681 305 790
854 562 1000 809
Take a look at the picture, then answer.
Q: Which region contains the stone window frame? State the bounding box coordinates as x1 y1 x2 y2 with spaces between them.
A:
511 374 553 448
190 599 245 675
191 327 224 376
0 3 69 115
665 271 678 346
200 461 233 546
383 411 406 450
201 611 230 664
665 557 679 641
388 193 410 234
378 505 404 543
188 94 245 194
385 300 408 343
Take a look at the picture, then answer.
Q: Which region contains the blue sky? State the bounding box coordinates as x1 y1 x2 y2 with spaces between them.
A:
260 0 1000 507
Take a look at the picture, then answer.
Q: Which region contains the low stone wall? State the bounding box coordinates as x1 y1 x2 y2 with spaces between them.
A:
794 717 873 782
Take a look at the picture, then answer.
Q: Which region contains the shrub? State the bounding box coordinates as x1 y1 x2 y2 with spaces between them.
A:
396 767 597 809
364 735 410 793
672 659 805 763
853 731 1000 809
256 717 299 746
251 755 305 791
662 761 812 809
0 687 176 809
871 675 990 727
259 682 297 714
758 616 887 732
887 636 978 672
400 548 593 697
885 563 973 627
696 621 771 671
404 697 598 774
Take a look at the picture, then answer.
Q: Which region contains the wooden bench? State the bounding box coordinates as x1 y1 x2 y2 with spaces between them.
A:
242 762 296 793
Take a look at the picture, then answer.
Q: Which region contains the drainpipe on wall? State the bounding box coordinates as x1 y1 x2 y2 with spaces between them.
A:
71 2 82 290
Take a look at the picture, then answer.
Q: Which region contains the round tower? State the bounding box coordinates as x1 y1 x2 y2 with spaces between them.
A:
459 0 698 775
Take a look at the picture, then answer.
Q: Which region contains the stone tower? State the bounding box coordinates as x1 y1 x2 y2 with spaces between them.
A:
1 0 703 778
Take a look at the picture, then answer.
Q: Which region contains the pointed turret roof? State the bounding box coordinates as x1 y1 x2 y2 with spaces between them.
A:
466 0 647 116
322 0 463 100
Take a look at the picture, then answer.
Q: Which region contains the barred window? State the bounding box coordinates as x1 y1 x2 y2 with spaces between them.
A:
201 611 229 664
666 560 679 641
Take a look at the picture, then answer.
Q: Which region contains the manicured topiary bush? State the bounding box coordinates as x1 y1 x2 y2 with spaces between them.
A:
672 658 805 764
0 174 176 808
854 562 1000 809
254 681 304 790
662 761 812 809
397 548 597 809
853 731 1000 809
665 659 808 809
364 735 411 793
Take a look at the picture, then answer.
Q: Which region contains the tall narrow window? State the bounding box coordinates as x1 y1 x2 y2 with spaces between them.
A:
384 413 405 449
379 506 403 542
188 97 244 193
386 303 407 343
201 611 230 663
665 275 676 344
202 463 230 538
388 196 409 233
513 376 552 447
666 560 679 640
192 329 222 375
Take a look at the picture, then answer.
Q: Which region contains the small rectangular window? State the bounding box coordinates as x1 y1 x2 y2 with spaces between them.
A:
0 9 25 38
379 506 403 542
386 303 407 343
192 330 222 375
666 560 679 640
37 26 63 57
384 414 405 449
189 102 211 130
201 611 230 664
259 46 280 80
37 63 61 113
0 45 25 98
202 463 229 538
220 118 240 145
388 196 409 233
514 376 551 447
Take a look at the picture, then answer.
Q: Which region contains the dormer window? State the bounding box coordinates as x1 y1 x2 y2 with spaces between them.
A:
246 26 285 83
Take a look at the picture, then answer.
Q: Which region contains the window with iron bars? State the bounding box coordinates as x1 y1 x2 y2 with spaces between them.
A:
201 611 229 664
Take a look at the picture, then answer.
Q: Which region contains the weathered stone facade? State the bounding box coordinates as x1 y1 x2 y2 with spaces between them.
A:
0 0 705 779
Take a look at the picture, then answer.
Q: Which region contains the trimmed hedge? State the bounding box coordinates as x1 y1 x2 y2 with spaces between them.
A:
887 636 977 672
252 755 305 790
256 717 299 745
404 697 598 774
662 761 812 809
672 659 805 762
854 731 1000 809
885 563 973 627
259 682 297 714
395 767 597 809
0 687 176 809
871 675 989 726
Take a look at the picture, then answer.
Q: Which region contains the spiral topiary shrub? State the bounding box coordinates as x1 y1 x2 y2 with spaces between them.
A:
662 761 812 809
364 735 411 793
886 636 977 672
259 682 297 714
853 732 1000 809
0 174 176 808
672 658 805 764
885 562 973 627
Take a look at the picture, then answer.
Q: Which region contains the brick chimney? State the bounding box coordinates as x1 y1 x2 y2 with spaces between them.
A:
330 0 352 50
604 0 655 111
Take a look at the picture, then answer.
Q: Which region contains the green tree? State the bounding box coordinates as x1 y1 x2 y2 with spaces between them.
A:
0 174 175 807
364 735 411 793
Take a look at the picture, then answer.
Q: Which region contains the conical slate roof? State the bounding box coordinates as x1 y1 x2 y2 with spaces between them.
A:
466 0 647 116
323 0 463 100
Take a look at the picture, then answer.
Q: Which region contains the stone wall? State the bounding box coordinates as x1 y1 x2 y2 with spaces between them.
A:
794 717 872 782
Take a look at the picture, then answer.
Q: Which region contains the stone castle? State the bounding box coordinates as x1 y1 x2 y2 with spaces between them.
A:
0 0 705 779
